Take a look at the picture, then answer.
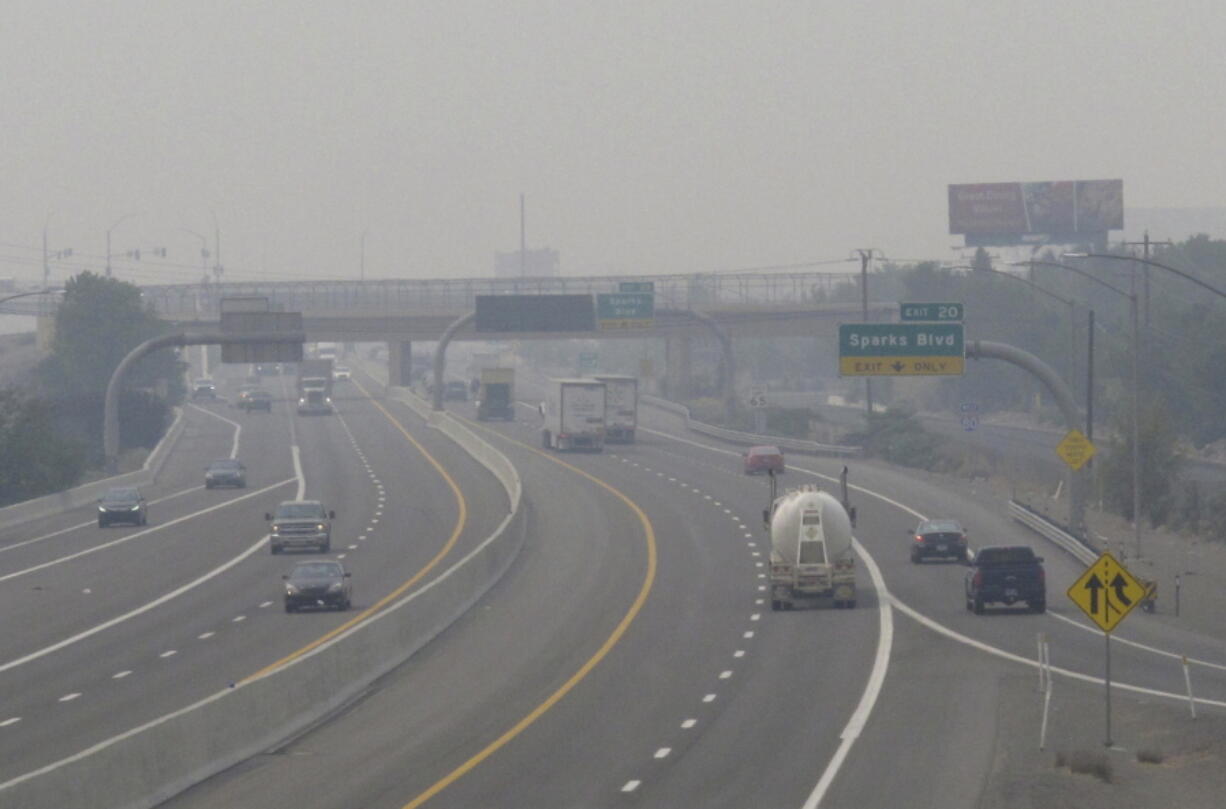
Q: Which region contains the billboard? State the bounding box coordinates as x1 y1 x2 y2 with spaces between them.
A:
949 180 1123 245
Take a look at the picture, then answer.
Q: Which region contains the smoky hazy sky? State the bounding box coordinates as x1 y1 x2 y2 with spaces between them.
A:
2 0 1223 287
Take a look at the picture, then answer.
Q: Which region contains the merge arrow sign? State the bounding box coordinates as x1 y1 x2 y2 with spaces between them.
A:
1067 552 1148 632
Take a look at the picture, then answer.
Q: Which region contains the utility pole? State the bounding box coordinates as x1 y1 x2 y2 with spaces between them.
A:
42 217 71 287
856 249 874 418
210 209 223 285
360 229 368 282
520 193 526 278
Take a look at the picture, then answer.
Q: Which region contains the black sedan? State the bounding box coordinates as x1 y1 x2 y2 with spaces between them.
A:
98 487 148 527
283 561 352 612
909 518 969 563
205 459 247 489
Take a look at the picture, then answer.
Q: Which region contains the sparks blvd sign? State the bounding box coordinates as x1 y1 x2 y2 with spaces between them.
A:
838 323 964 376
596 292 654 330
948 179 1123 247
475 294 595 333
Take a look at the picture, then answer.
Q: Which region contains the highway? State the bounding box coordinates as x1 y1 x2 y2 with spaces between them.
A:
0 366 510 787
7 363 1226 808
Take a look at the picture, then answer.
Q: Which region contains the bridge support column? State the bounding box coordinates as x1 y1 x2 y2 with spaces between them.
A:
664 336 691 400
388 340 413 387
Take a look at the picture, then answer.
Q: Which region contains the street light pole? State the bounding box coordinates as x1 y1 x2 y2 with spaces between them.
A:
856 249 874 418
105 212 139 278
360 229 368 282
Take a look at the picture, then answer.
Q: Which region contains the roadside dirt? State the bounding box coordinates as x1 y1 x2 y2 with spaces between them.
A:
981 673 1226 809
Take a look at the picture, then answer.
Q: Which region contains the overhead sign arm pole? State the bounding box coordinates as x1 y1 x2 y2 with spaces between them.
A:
967 339 1086 539
104 331 305 467
432 311 475 411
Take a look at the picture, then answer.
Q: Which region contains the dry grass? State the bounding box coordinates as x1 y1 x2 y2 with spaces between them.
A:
1136 748 1167 765
1055 750 1114 782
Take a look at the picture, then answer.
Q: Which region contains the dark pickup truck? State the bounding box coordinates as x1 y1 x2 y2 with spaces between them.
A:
965 545 1046 614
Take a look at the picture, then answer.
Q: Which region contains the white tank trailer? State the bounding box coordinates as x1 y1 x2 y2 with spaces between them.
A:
767 486 856 610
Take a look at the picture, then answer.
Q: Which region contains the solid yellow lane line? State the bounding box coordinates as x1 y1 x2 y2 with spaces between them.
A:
241 377 468 683
399 417 657 809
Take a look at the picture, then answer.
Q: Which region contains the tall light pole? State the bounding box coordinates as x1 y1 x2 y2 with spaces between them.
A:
42 213 73 287
1031 256 1139 557
209 209 223 285
105 212 140 277
855 248 878 418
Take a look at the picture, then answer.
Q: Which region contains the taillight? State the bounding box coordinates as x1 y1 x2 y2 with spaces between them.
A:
1037 567 1046 584
915 535 924 542
972 571 983 588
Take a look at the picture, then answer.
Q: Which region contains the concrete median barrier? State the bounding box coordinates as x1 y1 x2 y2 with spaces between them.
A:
0 383 524 809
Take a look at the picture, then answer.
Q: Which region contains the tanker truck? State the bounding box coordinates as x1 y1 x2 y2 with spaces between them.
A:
765 485 856 610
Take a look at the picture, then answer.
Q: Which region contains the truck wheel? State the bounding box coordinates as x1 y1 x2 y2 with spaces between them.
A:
771 599 781 611
910 552 920 564
973 596 985 615
270 545 281 555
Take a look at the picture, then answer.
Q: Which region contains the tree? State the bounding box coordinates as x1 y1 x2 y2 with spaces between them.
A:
1097 397 1182 526
971 247 993 272
38 272 182 461
0 388 85 506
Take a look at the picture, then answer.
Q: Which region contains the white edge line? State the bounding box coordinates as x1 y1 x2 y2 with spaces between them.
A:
800 537 893 809
186 402 242 460
291 445 305 500
0 479 294 586
1046 611 1226 673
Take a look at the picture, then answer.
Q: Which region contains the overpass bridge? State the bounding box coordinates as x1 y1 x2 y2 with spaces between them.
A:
5 270 898 395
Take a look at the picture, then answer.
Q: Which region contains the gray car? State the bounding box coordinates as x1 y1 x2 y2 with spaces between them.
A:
205 459 247 489
283 560 352 612
98 487 148 527
266 500 334 554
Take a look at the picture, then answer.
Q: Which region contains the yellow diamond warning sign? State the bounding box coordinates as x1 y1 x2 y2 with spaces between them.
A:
1067 552 1148 633
1056 429 1096 471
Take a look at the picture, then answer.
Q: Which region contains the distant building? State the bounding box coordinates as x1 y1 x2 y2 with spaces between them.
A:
494 247 560 278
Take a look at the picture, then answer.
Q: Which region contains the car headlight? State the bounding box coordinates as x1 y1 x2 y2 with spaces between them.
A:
271 524 281 534
130 505 142 511
98 506 107 512
316 523 326 531
327 582 343 592
299 397 306 404
285 584 299 595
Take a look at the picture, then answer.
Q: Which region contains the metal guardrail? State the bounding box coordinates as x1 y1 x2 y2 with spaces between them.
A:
641 394 861 457
1008 500 1096 565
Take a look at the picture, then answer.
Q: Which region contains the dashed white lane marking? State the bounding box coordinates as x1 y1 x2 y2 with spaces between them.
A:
197 632 215 640
750 613 761 621
681 719 696 729
758 585 766 591
668 477 676 481
704 495 712 500
748 542 756 547
58 693 81 702
348 544 358 550
702 694 717 703
723 508 731 514
159 650 177 658
371 518 380 525
657 472 665 476
757 574 766 579
337 554 347 560
82 588 91 594
621 781 641 793
755 599 764 605
734 650 746 658
259 601 273 608
375 510 383 517
654 747 672 759
719 670 733 680
0 718 20 727
232 615 246 623
713 501 721 506
112 670 132 679
744 533 753 538
743 631 755 638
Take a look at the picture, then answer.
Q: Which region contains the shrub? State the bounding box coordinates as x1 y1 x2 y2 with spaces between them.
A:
1054 750 1113 782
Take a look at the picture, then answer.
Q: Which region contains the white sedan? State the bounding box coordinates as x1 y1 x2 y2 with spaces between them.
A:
333 366 351 381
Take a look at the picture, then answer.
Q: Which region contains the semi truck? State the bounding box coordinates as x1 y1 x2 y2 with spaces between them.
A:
593 374 638 443
541 378 606 452
476 368 516 421
765 484 856 610
297 359 334 415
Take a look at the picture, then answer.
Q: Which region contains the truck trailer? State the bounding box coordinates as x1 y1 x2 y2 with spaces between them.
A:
297 358 334 415
592 374 637 443
476 368 515 421
541 378 606 452
765 485 856 610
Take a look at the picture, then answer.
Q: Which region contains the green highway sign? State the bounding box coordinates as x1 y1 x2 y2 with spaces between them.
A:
900 302 964 322
618 281 655 293
597 292 654 329
838 322 965 376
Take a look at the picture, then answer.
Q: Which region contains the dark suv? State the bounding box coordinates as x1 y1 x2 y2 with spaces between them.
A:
910 518 969 563
965 545 1046 614
205 459 247 489
283 560 352 612
266 500 334 554
98 487 148 527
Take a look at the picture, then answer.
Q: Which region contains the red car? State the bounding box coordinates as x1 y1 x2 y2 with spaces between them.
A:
743 445 785 475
